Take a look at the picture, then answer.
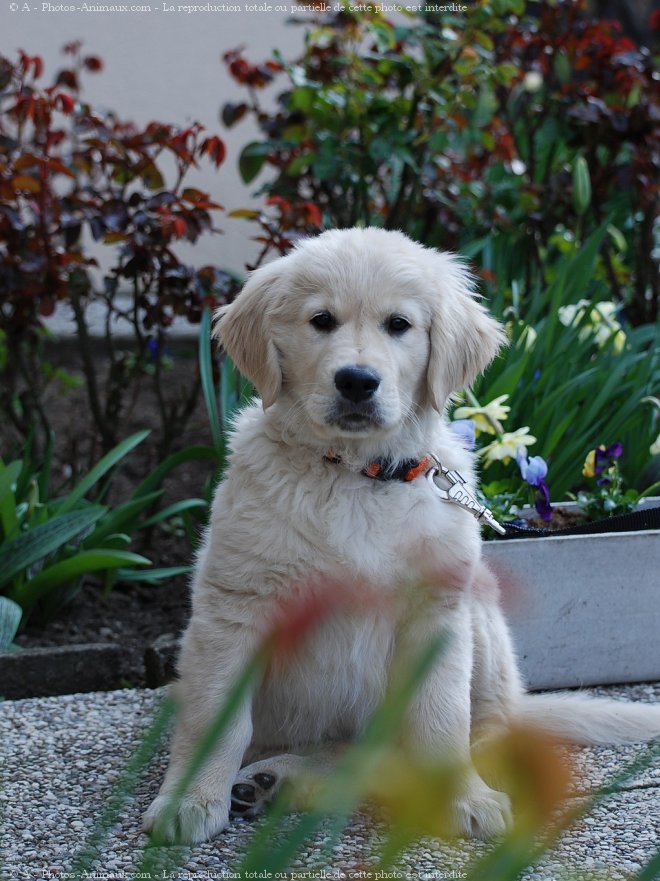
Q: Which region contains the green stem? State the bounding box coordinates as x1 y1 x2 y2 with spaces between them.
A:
637 480 660 503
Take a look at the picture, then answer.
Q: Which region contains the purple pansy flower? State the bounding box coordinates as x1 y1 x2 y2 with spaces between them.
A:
517 448 553 521
450 419 476 451
534 480 552 521
594 441 623 485
516 449 548 485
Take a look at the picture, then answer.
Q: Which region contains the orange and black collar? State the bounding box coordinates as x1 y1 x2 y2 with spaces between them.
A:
325 450 507 535
323 451 433 483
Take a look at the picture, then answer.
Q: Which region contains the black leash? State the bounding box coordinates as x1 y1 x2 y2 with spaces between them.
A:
500 506 660 540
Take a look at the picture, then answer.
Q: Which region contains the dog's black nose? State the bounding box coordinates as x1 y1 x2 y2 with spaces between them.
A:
334 366 381 403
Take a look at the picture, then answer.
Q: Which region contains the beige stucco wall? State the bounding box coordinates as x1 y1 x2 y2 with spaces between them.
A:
2 5 306 275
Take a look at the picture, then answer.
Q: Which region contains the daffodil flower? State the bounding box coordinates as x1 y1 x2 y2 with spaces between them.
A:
558 300 626 352
479 426 537 466
453 394 511 436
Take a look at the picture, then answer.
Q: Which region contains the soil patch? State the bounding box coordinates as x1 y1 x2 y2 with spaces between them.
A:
3 342 214 693
524 506 586 531
14 573 191 689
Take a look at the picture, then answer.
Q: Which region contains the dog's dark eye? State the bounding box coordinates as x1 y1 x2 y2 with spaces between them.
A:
310 311 337 332
386 315 411 336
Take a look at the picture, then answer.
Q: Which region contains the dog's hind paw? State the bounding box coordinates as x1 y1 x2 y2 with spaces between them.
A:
143 792 230 844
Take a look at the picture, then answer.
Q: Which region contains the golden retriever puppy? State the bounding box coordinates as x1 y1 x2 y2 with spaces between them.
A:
144 228 660 844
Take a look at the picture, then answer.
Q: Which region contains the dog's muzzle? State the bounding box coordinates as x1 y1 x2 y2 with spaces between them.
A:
329 365 384 431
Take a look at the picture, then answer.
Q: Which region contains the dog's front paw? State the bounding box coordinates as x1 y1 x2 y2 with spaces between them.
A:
452 774 513 840
230 762 281 819
143 791 230 844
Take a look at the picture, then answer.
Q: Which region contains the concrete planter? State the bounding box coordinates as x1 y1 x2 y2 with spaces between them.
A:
483 498 660 690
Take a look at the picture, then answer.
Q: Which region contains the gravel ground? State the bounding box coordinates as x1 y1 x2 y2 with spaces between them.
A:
2 683 660 881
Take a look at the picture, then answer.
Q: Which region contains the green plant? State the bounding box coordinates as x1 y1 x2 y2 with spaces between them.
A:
468 229 659 501
223 2 658 323
220 4 658 511
197 306 252 485
571 441 660 520
0 429 209 626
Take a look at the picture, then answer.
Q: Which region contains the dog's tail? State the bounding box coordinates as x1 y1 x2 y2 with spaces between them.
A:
516 692 660 745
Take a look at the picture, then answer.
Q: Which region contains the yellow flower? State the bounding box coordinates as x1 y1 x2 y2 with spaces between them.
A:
479 426 537 466
558 302 584 327
523 70 544 92
453 394 511 436
582 448 597 478
558 299 626 351
361 725 572 846
611 329 626 354
518 323 538 350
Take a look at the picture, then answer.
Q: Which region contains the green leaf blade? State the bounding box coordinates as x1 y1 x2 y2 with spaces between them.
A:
0 507 107 593
17 549 152 607
56 431 150 516
0 596 22 649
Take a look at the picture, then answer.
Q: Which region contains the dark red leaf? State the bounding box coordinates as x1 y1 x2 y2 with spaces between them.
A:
14 153 40 171
39 297 55 317
200 135 226 168
302 202 322 227
46 158 75 178
221 102 248 128
83 55 103 72
229 58 250 82
172 216 187 238
56 93 75 114
12 174 41 194
55 68 78 90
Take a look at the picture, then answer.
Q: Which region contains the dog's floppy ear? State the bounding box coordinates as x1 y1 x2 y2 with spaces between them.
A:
426 254 506 411
214 261 282 409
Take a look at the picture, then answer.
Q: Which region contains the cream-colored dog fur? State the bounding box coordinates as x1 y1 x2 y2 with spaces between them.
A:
144 228 660 844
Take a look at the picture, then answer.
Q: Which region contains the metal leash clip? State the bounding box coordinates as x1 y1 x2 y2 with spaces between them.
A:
425 463 506 535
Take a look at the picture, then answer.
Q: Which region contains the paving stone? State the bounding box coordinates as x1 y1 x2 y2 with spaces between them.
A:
1 685 659 879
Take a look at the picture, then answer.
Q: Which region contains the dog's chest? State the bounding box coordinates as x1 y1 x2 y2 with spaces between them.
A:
217 417 482 592
276 465 479 584
323 480 430 570
253 608 394 745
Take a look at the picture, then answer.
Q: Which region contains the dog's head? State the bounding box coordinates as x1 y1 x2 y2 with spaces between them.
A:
216 229 505 441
